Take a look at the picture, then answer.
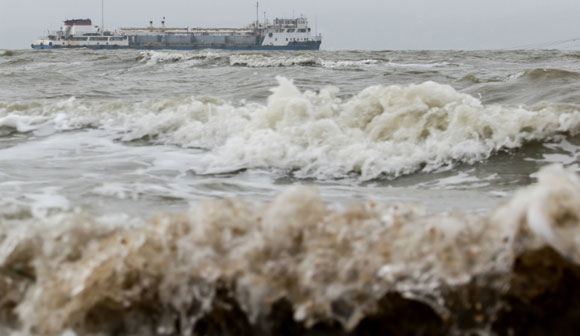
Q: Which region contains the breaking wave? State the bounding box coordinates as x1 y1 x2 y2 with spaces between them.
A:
2 78 580 180
133 51 463 71
229 54 320 67
320 59 381 68
230 55 385 68
512 68 580 82
137 51 227 65
2 165 580 334
385 61 453 69
0 50 15 57
137 51 384 69
0 115 47 136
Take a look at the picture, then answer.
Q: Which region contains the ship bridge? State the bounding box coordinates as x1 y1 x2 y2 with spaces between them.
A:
272 18 309 29
261 17 321 48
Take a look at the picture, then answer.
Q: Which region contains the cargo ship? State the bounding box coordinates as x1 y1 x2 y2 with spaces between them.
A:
31 4 322 51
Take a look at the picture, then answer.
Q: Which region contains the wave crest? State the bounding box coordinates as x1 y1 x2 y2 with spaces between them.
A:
515 68 580 82
135 51 385 69
3 78 580 180
0 50 15 57
230 54 320 67
137 50 226 65
122 77 580 180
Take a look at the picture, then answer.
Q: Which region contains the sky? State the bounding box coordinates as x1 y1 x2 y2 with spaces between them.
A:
1 0 580 50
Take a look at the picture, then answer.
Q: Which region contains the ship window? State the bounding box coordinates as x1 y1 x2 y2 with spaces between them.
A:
269 33 273 38
287 29 295 33
71 37 89 41
298 29 306 33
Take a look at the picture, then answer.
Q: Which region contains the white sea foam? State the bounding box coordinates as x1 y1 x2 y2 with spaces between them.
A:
24 189 71 219
416 171 498 190
109 77 580 180
138 51 225 65
532 139 580 172
141 53 384 69
0 115 48 135
229 55 382 68
320 59 381 68
229 54 319 67
3 78 580 180
386 61 453 69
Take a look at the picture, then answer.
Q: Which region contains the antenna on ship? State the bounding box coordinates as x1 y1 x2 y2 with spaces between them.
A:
256 1 260 29
100 0 104 33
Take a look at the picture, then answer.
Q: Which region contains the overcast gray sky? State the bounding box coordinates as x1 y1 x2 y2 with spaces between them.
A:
1 0 579 50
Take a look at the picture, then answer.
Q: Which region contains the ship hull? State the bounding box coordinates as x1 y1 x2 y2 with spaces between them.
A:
32 41 321 51
31 45 128 50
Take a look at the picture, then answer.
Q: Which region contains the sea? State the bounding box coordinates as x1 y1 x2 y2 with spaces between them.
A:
1 49 580 335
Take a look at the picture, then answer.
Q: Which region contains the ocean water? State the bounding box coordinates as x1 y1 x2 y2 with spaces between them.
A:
1 49 580 335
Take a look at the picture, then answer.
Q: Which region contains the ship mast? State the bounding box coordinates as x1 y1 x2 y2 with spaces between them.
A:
256 1 259 30
101 0 105 33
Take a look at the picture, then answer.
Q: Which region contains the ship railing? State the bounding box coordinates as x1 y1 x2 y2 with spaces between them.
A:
120 27 254 32
119 28 256 36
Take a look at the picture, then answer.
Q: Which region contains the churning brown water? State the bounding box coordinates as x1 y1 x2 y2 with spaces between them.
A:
1 49 580 335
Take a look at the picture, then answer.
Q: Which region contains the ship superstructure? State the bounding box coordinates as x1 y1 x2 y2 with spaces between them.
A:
31 7 322 51
31 19 129 50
